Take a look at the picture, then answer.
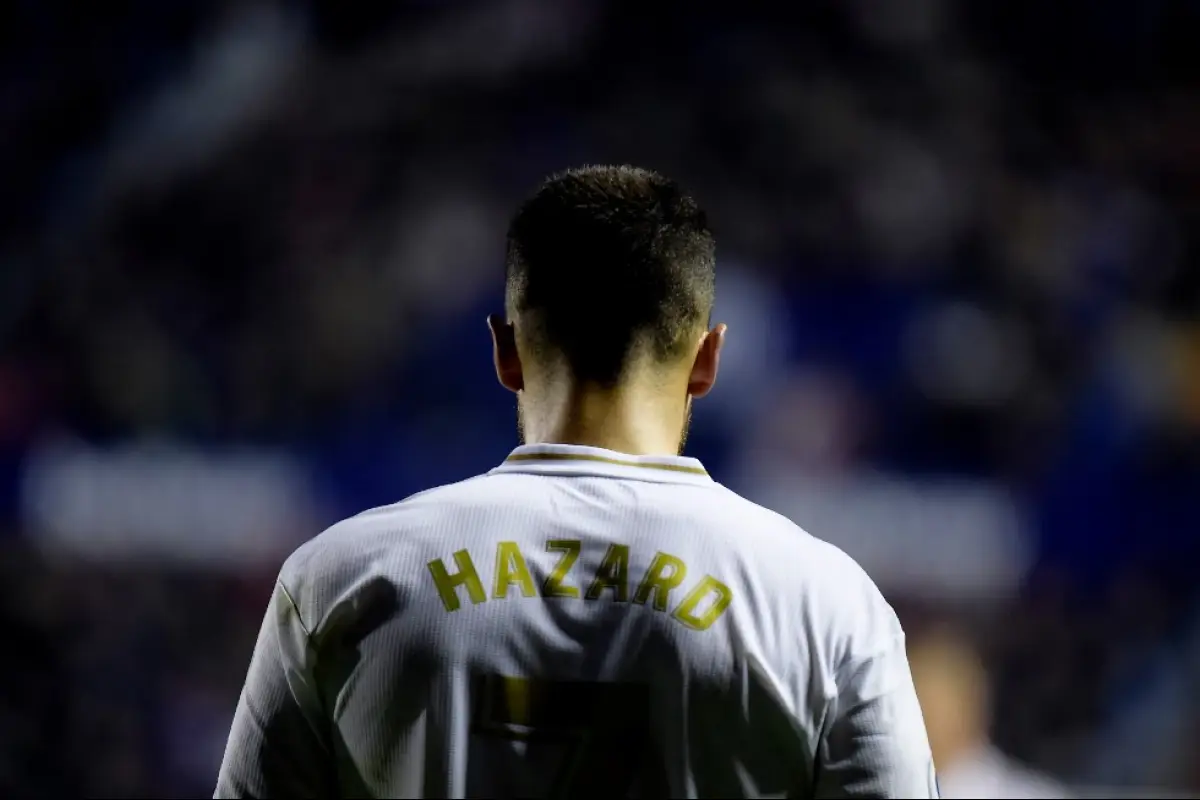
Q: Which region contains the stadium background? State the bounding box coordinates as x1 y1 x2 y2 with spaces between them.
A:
2 0 1200 796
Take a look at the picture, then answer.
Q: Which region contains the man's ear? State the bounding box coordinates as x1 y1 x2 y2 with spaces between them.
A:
687 323 726 398
488 314 524 393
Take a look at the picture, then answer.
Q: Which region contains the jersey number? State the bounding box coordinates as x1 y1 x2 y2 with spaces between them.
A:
470 674 665 798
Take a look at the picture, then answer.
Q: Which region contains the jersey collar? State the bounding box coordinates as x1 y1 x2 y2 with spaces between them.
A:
491 444 714 486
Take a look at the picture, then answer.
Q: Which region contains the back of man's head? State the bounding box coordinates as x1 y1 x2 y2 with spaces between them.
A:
505 165 716 386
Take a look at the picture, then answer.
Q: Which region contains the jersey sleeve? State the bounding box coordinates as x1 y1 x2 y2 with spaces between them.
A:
214 578 334 799
814 628 939 799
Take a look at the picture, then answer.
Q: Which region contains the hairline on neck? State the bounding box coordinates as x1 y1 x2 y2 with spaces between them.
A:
517 355 695 456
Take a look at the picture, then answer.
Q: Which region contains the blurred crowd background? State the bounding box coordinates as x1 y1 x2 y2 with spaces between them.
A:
3 0 1200 797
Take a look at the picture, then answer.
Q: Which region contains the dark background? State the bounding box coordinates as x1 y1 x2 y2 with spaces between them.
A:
2 0 1199 796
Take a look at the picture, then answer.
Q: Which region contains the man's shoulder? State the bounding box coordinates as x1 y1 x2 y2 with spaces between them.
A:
698 486 902 681
273 473 512 635
731 486 899 604
282 474 495 573
707 483 876 579
349 473 499 522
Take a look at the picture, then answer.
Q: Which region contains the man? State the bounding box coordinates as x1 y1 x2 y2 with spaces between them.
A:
908 625 1067 799
215 165 937 798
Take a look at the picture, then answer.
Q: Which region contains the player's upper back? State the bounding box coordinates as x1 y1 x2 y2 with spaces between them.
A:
285 443 897 678
273 444 924 797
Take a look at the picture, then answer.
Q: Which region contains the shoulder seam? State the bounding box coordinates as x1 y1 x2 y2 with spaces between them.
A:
276 578 313 639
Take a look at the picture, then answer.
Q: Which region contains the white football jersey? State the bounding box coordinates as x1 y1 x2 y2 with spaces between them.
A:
215 444 937 799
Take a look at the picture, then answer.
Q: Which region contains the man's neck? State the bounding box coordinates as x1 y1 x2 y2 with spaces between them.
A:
521 382 687 456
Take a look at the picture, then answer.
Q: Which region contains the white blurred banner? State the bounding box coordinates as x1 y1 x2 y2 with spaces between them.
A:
19 437 324 568
743 470 1031 601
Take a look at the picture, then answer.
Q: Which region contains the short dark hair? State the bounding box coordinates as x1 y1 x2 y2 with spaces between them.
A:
505 165 715 385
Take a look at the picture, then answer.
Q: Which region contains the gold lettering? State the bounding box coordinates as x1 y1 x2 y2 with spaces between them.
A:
632 552 688 611
542 539 582 598
427 549 487 612
671 575 733 631
585 544 631 602
502 676 532 727
493 541 537 599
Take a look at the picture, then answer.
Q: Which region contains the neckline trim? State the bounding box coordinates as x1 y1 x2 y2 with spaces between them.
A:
492 444 712 483
505 450 708 475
